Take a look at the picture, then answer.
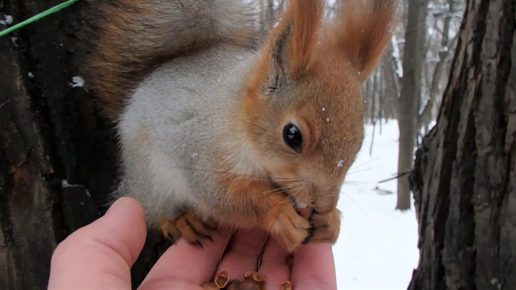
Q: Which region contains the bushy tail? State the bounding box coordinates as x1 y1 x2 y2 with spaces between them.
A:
79 0 261 119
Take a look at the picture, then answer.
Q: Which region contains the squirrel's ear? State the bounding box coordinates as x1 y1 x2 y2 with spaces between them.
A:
328 0 397 82
261 0 324 93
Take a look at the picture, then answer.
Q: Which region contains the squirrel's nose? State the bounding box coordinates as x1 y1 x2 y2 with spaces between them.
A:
312 187 340 213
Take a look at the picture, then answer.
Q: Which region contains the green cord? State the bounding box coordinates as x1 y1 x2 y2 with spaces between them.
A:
0 0 80 38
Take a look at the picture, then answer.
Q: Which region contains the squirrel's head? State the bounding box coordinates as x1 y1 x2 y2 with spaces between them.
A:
241 0 396 213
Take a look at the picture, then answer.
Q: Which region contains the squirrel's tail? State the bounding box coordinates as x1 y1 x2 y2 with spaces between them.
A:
79 0 261 120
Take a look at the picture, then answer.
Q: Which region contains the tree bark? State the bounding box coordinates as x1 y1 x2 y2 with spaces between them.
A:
396 0 429 210
409 0 516 288
0 25 58 290
0 0 164 289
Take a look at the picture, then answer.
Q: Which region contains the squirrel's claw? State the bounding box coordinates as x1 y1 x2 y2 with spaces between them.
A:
159 211 218 246
304 208 341 244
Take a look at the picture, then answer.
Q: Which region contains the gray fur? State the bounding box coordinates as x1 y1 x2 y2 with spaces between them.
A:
118 44 258 227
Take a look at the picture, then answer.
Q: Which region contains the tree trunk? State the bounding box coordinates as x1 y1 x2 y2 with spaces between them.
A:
382 40 401 120
0 1 164 289
396 0 429 210
409 0 516 288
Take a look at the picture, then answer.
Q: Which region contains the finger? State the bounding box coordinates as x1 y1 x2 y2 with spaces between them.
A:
258 236 291 289
291 244 337 290
215 228 268 281
48 197 147 290
140 227 234 287
138 277 204 290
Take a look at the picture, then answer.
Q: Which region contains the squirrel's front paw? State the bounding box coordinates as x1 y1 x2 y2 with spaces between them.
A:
265 204 311 253
159 211 218 247
305 208 341 244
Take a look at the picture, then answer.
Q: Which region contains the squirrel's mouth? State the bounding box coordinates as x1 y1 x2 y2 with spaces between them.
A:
294 199 309 209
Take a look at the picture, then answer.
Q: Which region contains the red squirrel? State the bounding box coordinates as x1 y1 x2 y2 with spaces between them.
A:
80 0 396 253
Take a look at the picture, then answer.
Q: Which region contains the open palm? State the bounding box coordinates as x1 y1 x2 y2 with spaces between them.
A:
48 197 337 290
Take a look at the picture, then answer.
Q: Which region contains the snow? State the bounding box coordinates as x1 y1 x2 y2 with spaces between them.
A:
62 179 82 188
390 36 403 78
334 120 419 290
70 76 85 88
62 179 91 197
0 15 13 25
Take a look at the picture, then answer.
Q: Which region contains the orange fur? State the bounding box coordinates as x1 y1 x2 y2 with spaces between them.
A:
214 175 311 252
327 0 397 81
159 211 218 245
89 0 397 253
230 0 396 251
288 0 324 79
244 0 322 100
79 0 262 120
309 208 341 244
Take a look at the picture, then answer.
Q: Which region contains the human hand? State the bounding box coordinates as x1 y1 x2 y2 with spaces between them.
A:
48 197 337 290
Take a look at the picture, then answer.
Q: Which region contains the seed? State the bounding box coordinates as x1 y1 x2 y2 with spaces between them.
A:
226 279 241 290
235 279 262 290
244 271 265 282
281 281 293 290
215 271 229 288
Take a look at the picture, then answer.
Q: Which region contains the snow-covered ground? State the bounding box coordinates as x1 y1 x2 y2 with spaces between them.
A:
334 120 419 290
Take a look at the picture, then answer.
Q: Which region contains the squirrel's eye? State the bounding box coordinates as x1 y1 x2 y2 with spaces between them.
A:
282 124 303 153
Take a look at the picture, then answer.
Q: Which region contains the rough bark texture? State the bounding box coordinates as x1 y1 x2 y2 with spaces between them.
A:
397 0 429 210
409 0 516 288
0 1 166 289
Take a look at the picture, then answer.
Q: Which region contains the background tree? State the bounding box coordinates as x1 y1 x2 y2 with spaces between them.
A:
408 0 516 288
418 0 458 135
363 0 464 210
396 0 430 210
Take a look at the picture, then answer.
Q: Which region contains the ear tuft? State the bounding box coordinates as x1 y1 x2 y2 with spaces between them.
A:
288 0 324 79
262 0 324 87
330 0 397 82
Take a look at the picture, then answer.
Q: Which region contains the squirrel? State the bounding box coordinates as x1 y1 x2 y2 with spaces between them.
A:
79 0 396 253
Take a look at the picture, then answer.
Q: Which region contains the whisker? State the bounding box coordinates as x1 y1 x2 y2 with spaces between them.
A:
273 179 305 184
343 180 368 186
257 184 306 200
290 185 309 202
346 167 373 175
349 158 380 170
261 187 289 195
271 176 305 183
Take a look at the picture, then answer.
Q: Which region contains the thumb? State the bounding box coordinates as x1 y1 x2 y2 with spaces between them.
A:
48 197 147 290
